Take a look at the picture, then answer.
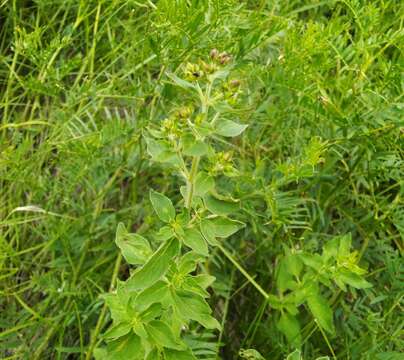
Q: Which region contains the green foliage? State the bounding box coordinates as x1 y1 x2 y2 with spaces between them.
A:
270 234 372 344
1 0 403 359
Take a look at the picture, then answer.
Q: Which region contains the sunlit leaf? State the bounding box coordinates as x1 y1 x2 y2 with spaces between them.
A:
307 292 335 334
215 119 248 137
203 193 239 216
150 189 176 223
115 223 152 265
146 320 185 350
182 228 208 256
127 238 179 291
277 312 301 347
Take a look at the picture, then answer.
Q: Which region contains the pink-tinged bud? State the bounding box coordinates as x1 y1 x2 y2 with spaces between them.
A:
210 48 219 59
230 79 240 88
219 52 231 65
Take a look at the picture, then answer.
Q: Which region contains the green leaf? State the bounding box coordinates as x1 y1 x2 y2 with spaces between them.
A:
145 320 185 350
300 253 323 271
153 226 175 242
209 68 230 82
181 134 209 156
140 303 163 323
164 349 197 360
323 237 339 261
337 269 372 289
144 136 166 158
210 217 245 238
126 238 179 291
203 193 239 216
145 348 160 360
144 136 180 165
132 320 148 339
267 294 283 310
286 350 302 360
102 292 128 324
175 210 190 227
215 119 248 137
334 276 347 292
115 223 152 265
276 257 295 293
182 276 209 298
211 217 244 237
103 322 132 340
306 292 335 334
150 189 176 223
200 217 244 245
194 122 214 137
135 281 169 312
193 274 216 290
182 228 208 256
93 348 108 360
172 290 221 329
284 253 303 278
276 312 302 347
338 233 352 257
177 251 205 274
200 219 218 245
100 334 144 360
194 172 215 197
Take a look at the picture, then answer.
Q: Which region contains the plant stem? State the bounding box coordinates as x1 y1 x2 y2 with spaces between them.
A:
185 156 200 209
217 244 269 300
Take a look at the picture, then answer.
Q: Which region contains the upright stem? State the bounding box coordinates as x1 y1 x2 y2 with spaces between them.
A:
184 80 211 209
185 156 200 209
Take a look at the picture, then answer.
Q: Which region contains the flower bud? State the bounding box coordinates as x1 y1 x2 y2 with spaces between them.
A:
230 79 241 88
184 62 203 81
210 48 219 59
176 106 193 119
219 52 231 65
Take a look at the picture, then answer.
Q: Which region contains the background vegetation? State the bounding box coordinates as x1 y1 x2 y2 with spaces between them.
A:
0 0 403 359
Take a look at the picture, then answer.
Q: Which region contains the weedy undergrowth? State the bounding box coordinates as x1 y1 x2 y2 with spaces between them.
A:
94 51 247 359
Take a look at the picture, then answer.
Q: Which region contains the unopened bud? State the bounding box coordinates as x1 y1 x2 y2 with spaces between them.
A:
219 52 231 65
210 48 219 59
230 79 240 88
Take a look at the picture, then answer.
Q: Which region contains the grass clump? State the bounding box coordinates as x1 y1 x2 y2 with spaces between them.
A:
0 1 403 359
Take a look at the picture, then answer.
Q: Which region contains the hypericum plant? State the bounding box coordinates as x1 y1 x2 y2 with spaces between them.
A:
95 50 247 359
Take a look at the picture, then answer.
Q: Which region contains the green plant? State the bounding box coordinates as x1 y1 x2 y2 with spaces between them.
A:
94 52 248 359
270 234 372 349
